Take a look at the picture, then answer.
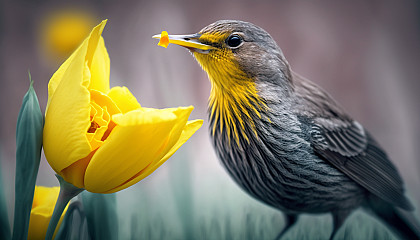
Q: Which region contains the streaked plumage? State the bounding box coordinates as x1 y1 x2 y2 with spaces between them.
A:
158 20 420 239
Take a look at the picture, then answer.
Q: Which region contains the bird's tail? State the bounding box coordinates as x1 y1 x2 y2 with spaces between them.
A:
367 196 420 240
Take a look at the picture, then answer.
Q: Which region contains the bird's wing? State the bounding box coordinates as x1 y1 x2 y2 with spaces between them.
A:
293 73 413 210
309 117 413 210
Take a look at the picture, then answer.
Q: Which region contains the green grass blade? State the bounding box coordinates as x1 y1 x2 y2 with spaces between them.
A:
0 156 11 240
12 76 44 240
82 192 118 240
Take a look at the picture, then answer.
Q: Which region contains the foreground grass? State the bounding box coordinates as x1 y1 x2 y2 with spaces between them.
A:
123 207 396 240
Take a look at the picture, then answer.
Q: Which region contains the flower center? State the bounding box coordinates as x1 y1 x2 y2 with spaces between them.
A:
88 121 100 133
87 90 121 150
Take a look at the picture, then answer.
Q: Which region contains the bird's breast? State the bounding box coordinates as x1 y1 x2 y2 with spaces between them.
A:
208 80 269 147
208 101 365 213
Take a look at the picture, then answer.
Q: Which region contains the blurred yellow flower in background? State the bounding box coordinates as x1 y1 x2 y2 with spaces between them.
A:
40 9 96 60
43 20 203 194
28 186 67 240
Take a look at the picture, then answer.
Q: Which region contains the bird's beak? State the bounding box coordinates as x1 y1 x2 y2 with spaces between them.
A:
152 33 214 53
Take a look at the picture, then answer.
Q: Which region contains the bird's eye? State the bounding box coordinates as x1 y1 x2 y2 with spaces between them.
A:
226 34 243 48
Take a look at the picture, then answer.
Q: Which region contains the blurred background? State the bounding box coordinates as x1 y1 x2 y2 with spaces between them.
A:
1 0 420 239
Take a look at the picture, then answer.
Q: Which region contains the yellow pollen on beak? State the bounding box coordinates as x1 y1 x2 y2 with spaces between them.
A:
157 31 169 48
153 31 214 51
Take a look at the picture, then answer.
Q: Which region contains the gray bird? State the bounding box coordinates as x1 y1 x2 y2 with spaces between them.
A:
154 20 420 239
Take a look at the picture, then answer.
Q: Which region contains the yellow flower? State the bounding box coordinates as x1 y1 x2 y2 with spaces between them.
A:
28 186 67 240
40 9 96 60
43 20 203 193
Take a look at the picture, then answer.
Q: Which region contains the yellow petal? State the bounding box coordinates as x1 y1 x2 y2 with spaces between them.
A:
107 86 141 113
90 89 121 116
59 150 96 189
157 31 169 48
44 56 92 174
84 109 181 193
29 186 67 240
146 106 194 165
28 213 65 240
85 21 107 69
89 36 110 93
46 20 107 111
105 119 203 193
32 186 60 209
28 210 52 240
154 119 203 169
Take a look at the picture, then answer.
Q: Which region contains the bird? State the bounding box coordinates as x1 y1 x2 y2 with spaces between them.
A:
153 20 420 240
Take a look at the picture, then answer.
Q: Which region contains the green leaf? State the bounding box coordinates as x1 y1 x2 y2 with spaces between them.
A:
82 192 118 240
12 75 44 240
0 155 11 240
55 201 85 240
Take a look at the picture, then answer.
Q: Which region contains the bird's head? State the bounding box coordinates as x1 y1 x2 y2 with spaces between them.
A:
154 20 291 91
153 20 292 145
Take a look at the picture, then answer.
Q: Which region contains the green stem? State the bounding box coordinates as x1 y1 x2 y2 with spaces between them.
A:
45 175 84 240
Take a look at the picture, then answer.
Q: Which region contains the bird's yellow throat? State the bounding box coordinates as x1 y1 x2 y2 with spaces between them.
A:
193 42 267 146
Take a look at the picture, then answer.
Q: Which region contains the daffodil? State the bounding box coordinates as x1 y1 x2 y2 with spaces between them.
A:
43 20 203 194
28 186 67 240
40 9 97 60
